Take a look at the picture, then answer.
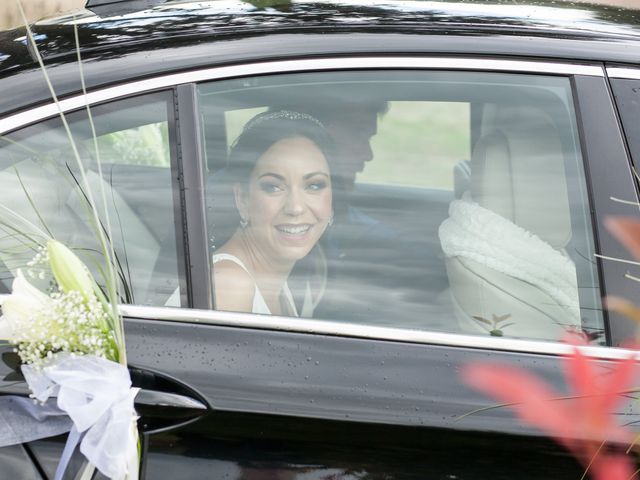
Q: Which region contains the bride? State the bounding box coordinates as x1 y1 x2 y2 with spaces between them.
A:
212 110 334 316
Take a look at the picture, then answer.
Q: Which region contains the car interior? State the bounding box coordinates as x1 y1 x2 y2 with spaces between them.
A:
446 103 582 339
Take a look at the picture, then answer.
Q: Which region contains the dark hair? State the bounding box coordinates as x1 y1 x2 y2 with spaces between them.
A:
225 110 334 187
269 97 389 128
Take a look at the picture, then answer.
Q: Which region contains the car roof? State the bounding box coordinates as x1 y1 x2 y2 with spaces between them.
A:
31 0 640 38
4 0 640 61
1 0 640 118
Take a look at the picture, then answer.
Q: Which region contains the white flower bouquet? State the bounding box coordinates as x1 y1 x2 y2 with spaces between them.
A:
0 240 139 480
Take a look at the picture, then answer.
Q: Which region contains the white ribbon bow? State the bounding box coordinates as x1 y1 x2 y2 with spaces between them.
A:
22 353 139 480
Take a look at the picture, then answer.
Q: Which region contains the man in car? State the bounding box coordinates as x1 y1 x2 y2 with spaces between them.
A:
312 101 386 191
313 100 405 320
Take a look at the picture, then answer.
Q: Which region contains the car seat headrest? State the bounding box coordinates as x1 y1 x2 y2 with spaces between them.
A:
453 159 471 200
470 106 572 249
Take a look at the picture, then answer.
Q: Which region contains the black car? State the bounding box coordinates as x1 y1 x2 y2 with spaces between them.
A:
2 0 640 478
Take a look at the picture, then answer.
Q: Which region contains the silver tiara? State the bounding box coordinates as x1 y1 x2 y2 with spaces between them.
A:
243 110 325 132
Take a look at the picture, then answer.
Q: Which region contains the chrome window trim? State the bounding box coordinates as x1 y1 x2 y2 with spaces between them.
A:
0 294 618 359
0 57 603 135
607 67 640 80
121 304 629 360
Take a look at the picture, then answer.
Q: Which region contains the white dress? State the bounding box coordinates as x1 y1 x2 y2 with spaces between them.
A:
212 253 298 316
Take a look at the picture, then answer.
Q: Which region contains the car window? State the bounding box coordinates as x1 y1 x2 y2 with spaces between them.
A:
0 92 182 306
198 70 603 343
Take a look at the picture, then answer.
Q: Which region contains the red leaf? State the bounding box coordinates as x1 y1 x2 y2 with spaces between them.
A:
591 453 636 480
462 364 574 443
605 216 640 261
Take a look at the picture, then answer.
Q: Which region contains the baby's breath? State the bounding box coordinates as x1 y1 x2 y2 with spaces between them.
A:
26 245 49 267
16 289 116 365
26 245 50 281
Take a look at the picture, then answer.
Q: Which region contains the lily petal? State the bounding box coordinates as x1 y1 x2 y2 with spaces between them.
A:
0 271 51 341
48 240 94 301
0 311 17 341
11 270 52 308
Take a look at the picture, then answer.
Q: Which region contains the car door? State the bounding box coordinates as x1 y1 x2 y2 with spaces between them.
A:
1 56 639 479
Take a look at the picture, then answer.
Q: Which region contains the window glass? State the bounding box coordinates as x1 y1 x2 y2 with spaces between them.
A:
0 93 182 306
362 101 470 188
198 71 603 343
611 77 640 168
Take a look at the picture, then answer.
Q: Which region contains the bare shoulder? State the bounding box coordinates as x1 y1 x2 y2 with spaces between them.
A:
212 259 256 313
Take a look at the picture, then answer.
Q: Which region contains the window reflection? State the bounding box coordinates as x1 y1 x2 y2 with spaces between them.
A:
0 94 180 307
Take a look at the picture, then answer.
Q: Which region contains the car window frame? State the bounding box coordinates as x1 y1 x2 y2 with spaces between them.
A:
574 71 640 346
0 56 636 357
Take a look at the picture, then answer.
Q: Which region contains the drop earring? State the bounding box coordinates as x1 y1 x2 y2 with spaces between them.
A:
240 216 249 229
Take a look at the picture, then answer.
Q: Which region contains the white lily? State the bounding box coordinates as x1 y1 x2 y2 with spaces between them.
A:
0 270 53 342
48 240 94 303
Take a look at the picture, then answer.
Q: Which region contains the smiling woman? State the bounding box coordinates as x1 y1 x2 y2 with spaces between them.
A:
209 110 334 317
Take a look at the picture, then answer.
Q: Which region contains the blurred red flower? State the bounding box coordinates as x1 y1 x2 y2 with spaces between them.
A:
462 338 637 479
605 216 640 261
605 216 640 328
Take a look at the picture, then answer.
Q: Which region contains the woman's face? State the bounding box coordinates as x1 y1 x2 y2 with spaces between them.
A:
237 136 332 264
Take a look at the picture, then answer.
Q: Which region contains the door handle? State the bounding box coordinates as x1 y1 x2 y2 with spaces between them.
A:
135 389 207 410
130 366 210 433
